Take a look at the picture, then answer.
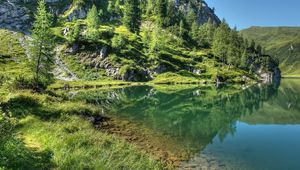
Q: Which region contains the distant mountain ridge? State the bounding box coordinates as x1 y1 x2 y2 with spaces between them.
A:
241 26 300 77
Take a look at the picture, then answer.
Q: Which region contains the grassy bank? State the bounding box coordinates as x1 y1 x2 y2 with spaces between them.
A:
19 116 167 170
0 91 168 170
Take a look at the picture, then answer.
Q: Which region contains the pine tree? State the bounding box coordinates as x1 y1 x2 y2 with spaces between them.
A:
190 21 199 45
240 49 248 69
212 20 231 63
68 20 80 43
30 0 54 91
186 9 197 26
86 5 100 41
156 0 168 27
198 19 216 48
87 5 100 29
227 27 242 66
165 0 177 26
123 0 141 34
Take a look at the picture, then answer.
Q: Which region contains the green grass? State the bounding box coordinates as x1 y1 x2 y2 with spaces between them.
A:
150 72 204 84
0 29 25 58
19 115 166 170
48 79 141 90
241 26 300 76
0 91 168 170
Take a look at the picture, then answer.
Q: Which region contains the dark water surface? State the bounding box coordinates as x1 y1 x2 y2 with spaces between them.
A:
70 79 300 170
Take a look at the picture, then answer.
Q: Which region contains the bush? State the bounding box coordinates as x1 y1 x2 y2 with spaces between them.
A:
11 76 35 90
111 34 127 50
11 76 50 90
11 76 34 90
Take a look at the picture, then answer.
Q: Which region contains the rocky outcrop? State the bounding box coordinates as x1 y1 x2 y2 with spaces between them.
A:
122 69 152 82
258 67 281 84
0 2 31 33
177 0 220 25
66 6 87 22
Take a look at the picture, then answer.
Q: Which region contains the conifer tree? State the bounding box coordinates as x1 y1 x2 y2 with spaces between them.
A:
86 5 100 41
87 5 100 29
156 0 168 27
198 19 216 48
212 20 231 63
165 0 177 26
190 21 199 45
240 49 248 69
123 0 141 34
30 0 54 90
186 9 197 26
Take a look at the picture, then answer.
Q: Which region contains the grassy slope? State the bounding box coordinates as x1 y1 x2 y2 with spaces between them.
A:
241 26 300 77
49 13 254 84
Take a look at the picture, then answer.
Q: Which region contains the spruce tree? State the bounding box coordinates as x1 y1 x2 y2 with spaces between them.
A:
30 0 53 91
190 21 199 45
156 0 168 27
212 20 231 63
123 0 141 34
86 5 100 41
87 5 100 29
165 0 177 26
198 19 216 48
241 49 248 69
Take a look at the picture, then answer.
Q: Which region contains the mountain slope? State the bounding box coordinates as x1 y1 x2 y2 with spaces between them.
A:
0 0 279 84
241 26 300 77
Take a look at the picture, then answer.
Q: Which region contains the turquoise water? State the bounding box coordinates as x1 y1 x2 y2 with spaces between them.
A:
71 79 300 169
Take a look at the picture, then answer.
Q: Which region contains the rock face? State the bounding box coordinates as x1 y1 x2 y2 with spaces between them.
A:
177 0 221 25
258 67 281 84
0 2 31 33
0 0 76 33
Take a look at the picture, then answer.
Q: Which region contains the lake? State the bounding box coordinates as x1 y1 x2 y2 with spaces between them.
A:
69 79 300 170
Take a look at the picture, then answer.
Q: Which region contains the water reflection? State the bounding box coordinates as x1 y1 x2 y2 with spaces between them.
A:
69 79 300 169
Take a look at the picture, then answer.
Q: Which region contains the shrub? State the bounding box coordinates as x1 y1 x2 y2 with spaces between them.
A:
11 76 35 90
111 34 127 50
11 76 51 90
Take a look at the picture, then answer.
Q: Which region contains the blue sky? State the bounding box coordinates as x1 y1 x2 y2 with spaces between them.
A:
205 0 300 30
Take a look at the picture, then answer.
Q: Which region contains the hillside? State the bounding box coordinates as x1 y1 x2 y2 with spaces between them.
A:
241 26 300 77
0 0 280 85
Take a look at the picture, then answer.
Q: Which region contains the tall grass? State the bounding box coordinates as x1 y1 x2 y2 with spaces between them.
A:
19 116 166 170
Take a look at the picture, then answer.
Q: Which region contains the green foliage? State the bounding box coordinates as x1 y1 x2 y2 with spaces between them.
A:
31 0 54 90
212 20 231 63
198 19 216 48
155 0 168 27
123 0 141 34
87 5 100 29
111 34 127 50
86 5 101 41
67 20 81 43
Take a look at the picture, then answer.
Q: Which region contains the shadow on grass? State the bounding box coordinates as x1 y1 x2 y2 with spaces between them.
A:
3 95 61 120
0 119 55 170
0 138 55 170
